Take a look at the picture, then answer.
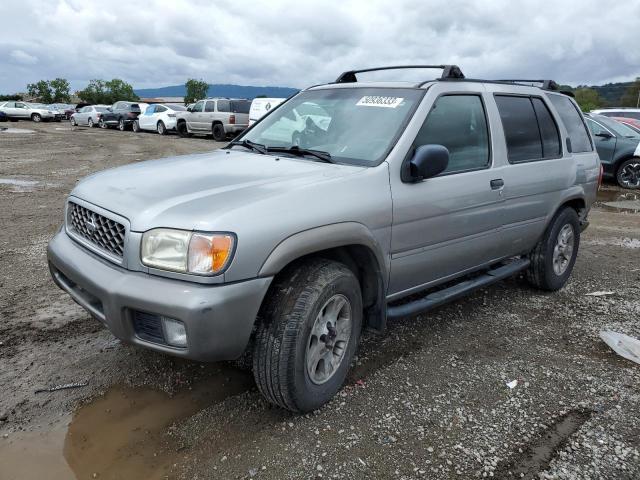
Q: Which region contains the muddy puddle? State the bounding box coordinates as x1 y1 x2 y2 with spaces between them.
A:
0 127 35 134
596 188 640 213
0 365 252 480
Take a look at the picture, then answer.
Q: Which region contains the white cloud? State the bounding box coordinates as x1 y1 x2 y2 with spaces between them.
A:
9 50 38 65
0 0 638 93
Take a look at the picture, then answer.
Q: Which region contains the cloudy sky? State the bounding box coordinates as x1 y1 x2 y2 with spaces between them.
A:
1 0 639 93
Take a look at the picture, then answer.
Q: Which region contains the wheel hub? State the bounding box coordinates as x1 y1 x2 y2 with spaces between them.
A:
620 162 640 188
306 294 352 385
552 224 574 276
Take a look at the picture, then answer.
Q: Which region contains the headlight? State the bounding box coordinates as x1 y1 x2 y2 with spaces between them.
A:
141 228 235 275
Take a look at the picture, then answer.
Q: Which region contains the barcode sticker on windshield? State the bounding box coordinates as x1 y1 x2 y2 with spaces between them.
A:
356 96 404 108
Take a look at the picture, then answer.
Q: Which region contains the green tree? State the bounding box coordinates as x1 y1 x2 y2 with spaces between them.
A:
620 78 640 107
104 79 139 103
574 88 602 112
77 79 138 104
50 78 71 102
26 80 53 103
0 94 22 101
185 78 209 104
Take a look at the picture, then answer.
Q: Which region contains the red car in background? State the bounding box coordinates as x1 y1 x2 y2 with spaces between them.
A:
612 116 640 134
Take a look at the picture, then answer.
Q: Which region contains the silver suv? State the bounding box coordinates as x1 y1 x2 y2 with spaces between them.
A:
176 97 250 140
48 65 600 412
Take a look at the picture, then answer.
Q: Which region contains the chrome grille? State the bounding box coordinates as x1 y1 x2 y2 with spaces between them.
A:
68 202 126 258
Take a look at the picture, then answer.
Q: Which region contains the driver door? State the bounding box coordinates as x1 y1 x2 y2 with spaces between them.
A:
388 86 506 297
15 102 29 119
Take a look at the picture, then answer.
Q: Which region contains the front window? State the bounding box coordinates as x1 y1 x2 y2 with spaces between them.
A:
238 88 424 165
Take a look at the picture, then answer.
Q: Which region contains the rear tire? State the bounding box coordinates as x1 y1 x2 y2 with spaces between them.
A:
212 123 226 141
616 158 640 189
527 207 580 291
157 121 166 135
176 121 191 138
99 118 107 129
118 118 126 131
71 117 77 126
252 259 362 412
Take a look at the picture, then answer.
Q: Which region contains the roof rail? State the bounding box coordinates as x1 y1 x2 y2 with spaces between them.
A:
335 65 464 83
495 79 560 91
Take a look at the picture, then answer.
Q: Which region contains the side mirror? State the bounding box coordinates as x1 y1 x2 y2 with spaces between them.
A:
409 144 449 182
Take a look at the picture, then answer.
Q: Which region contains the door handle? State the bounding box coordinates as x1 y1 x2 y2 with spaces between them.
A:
490 179 504 190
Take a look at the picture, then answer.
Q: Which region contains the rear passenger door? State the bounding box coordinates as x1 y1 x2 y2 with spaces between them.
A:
139 104 155 130
204 100 218 132
389 86 506 297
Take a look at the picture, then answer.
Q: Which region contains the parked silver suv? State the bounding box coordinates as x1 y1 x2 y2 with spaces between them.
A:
176 97 250 140
48 65 600 412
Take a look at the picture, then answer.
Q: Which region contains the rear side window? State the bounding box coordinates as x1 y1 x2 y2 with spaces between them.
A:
217 100 230 112
413 94 490 174
531 98 561 158
547 95 593 153
205 101 215 112
495 96 542 162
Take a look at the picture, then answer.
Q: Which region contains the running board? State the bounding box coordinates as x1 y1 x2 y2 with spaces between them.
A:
386 259 530 319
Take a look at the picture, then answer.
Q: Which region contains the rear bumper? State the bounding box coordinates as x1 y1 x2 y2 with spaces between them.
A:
47 229 272 362
225 124 248 134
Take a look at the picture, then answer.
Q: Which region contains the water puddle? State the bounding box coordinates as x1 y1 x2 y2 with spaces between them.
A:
596 188 640 213
0 365 252 480
0 127 35 134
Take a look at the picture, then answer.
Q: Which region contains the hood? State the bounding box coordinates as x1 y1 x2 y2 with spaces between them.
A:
71 149 364 231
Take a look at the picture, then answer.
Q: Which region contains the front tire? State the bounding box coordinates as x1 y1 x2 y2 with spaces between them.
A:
527 207 580 291
157 121 166 135
87 117 94 128
212 123 226 141
176 121 191 138
31 113 41 122
616 158 640 189
253 259 362 412
99 118 107 129
71 117 77 126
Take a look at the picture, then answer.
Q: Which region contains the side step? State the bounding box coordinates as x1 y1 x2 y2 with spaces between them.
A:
386 258 530 319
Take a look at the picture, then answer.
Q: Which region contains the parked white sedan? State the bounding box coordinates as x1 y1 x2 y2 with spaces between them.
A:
133 103 187 135
71 105 110 127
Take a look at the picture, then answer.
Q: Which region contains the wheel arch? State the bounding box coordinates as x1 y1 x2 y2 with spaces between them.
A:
258 223 388 332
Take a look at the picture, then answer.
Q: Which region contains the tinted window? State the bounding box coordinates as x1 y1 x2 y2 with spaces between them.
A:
413 95 490 174
620 112 640 120
217 100 230 112
205 101 216 112
192 101 204 112
155 105 167 113
547 95 592 153
230 100 250 113
531 98 561 158
594 115 640 138
495 96 543 162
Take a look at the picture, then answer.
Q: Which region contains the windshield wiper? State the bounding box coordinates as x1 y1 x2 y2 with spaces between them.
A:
228 139 267 155
266 146 334 163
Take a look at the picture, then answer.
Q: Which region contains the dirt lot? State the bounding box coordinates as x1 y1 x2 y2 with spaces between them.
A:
0 121 639 480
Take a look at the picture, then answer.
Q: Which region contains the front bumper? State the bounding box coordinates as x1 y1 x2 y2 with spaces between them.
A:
47 229 272 361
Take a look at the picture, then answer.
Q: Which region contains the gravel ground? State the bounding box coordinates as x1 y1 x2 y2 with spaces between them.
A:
0 121 638 479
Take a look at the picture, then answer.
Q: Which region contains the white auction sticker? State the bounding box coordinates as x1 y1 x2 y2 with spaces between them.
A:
356 96 404 108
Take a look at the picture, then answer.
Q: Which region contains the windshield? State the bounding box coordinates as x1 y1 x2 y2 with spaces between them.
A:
597 115 640 138
238 88 424 165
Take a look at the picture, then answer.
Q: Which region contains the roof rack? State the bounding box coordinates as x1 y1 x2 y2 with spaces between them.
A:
335 65 465 83
495 79 560 91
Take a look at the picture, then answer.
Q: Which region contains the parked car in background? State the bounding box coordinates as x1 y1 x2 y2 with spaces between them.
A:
48 65 599 412
0 101 60 122
71 105 110 127
591 108 640 120
133 103 187 135
176 98 250 140
584 113 640 189
248 97 285 126
49 103 76 119
611 116 640 134
99 101 147 130
0 111 7 122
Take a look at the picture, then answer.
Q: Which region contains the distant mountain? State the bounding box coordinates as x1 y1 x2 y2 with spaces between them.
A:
134 83 299 100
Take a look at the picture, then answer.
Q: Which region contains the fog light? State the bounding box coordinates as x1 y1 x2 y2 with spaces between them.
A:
162 317 187 347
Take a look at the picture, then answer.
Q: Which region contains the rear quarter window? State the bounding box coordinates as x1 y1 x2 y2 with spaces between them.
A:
547 94 593 153
231 100 250 114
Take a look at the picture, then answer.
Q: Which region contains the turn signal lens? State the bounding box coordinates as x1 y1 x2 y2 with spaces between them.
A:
188 233 234 274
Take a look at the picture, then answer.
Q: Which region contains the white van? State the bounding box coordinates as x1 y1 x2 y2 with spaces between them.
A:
248 97 285 126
